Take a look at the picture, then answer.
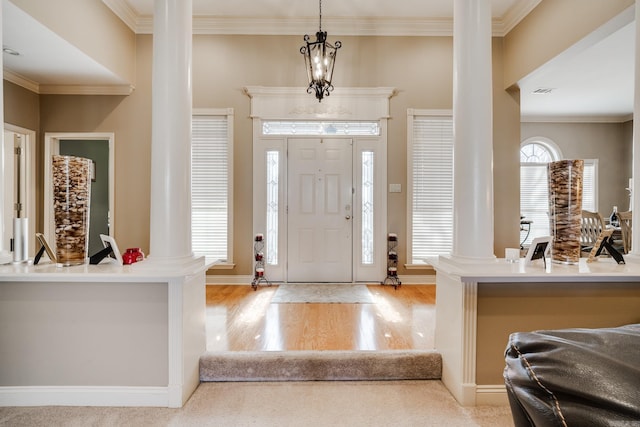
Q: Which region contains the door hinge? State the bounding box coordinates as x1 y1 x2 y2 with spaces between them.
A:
14 202 22 212
14 147 22 155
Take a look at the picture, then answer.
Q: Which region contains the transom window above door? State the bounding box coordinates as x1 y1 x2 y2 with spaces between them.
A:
262 121 380 136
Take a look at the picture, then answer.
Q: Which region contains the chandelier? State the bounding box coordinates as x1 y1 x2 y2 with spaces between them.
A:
300 0 341 102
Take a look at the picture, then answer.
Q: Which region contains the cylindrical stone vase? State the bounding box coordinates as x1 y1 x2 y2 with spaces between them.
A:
52 155 92 266
547 159 584 264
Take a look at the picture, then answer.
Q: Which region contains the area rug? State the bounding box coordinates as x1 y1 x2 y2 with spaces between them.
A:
271 284 374 304
199 350 442 382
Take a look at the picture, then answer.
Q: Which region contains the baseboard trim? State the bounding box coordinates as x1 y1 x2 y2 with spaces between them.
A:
0 386 170 407
205 275 436 285
476 384 509 406
398 275 436 284
206 275 253 284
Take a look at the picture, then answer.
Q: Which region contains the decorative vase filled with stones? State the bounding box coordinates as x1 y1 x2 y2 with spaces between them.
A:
547 159 583 264
52 155 92 266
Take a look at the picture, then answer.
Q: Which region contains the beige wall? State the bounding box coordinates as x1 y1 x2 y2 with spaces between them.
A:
4 81 39 131
493 39 522 253
191 34 463 274
476 282 640 385
192 34 520 273
521 121 632 215
40 20 640 276
3 32 526 276
503 0 633 88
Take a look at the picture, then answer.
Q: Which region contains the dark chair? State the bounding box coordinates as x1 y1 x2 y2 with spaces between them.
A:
504 324 640 427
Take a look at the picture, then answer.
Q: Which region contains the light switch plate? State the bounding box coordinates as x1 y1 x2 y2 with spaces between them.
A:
389 184 402 193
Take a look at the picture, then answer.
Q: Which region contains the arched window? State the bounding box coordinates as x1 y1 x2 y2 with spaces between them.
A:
520 138 597 246
520 140 559 163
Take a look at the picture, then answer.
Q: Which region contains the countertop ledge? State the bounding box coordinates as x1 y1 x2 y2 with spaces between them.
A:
0 256 215 282
430 255 640 283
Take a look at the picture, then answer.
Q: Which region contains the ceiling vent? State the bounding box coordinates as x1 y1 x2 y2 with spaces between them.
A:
532 87 554 94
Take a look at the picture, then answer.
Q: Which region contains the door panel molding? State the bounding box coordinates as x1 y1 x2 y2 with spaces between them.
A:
287 138 353 282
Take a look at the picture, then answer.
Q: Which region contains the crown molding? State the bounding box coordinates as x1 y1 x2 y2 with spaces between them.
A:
102 0 139 33
497 0 542 35
103 0 542 37
121 15 527 37
3 69 135 95
3 69 40 93
143 16 455 36
39 84 135 96
521 113 633 124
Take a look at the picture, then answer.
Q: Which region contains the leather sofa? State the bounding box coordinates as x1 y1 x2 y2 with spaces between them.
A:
504 324 640 426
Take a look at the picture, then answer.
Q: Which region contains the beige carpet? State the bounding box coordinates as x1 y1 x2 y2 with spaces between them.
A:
271 284 374 304
0 381 515 427
200 350 441 382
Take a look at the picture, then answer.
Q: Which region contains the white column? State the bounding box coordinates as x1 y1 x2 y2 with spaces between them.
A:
631 2 640 257
146 0 199 267
451 0 495 261
0 1 12 264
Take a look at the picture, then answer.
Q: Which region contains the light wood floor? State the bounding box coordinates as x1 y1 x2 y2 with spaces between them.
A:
206 284 436 351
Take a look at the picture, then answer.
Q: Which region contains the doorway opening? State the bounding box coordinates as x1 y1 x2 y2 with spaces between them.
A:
247 86 394 284
44 133 115 255
3 124 36 256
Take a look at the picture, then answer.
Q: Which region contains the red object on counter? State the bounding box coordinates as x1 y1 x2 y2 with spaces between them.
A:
123 247 145 265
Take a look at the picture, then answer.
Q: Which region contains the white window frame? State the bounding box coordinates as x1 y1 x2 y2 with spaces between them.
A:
406 109 454 265
191 108 234 266
519 137 598 246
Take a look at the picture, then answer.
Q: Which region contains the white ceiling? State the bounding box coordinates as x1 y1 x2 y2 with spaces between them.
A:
518 9 635 122
1 0 635 121
2 0 129 92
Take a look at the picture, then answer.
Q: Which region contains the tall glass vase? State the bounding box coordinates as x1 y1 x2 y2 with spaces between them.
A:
548 159 583 264
52 155 92 266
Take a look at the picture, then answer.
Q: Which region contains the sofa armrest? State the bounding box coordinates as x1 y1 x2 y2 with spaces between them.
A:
504 324 640 427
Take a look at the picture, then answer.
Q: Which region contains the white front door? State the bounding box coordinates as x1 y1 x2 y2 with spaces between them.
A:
287 138 353 282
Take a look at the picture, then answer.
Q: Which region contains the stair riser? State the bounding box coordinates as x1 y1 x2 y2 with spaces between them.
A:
200 351 442 382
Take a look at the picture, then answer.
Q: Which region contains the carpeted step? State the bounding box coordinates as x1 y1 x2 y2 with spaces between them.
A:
199 350 442 382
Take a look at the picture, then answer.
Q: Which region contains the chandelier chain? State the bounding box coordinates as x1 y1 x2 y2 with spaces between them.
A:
319 0 322 32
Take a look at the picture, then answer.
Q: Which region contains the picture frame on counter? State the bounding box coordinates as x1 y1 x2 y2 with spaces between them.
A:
525 236 552 267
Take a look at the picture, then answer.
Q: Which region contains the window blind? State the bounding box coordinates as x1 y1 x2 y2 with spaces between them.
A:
520 163 550 245
582 161 596 212
410 116 453 261
192 115 229 260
